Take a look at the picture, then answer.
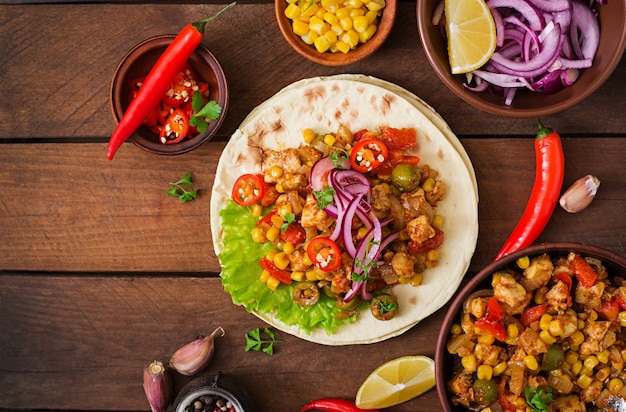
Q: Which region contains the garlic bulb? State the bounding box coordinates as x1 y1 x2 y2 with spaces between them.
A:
169 327 225 376
143 360 173 412
559 175 601 213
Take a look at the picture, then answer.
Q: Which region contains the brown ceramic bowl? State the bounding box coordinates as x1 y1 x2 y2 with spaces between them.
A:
110 35 228 155
275 0 397 66
435 243 626 411
417 1 626 117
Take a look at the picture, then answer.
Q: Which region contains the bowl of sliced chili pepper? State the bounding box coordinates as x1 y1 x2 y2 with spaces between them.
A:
110 35 228 155
436 242 626 411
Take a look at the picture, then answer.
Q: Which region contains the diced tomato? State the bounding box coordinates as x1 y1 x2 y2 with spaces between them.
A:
408 229 444 254
306 237 342 272
379 127 417 150
617 296 626 311
570 253 598 288
401 155 421 166
350 138 388 173
598 299 621 322
232 174 266 207
474 318 507 341
520 303 547 327
260 184 280 207
280 222 306 245
375 148 404 175
259 258 292 285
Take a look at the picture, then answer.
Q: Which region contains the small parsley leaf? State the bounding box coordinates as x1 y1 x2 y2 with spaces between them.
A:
166 172 198 203
189 92 222 134
245 327 283 355
313 186 335 209
525 386 553 412
281 213 296 233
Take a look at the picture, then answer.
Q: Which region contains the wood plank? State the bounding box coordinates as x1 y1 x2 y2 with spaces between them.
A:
0 274 446 411
1 3 624 142
1 138 625 274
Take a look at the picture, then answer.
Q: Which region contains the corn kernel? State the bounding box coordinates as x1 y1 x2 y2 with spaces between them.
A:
425 259 438 269
259 269 271 283
619 311 626 327
273 252 290 270
347 0 363 7
285 3 302 19
313 35 331 52
596 366 611 381
270 214 284 228
570 331 585 346
580 366 594 377
277 205 292 220
621 349 626 363
338 16 353 31
410 273 423 287
613 360 624 371
524 355 539 371
461 355 477 373
350 7 365 18
336 6 350 19
321 0 341 7
275 183 285 193
478 333 496 345
365 0 385 11
598 349 611 364
266 226 280 242
450 323 462 335
589 310 598 321
427 249 439 261
291 271 305 282
292 19 309 36
565 350 579 365
341 29 359 47
266 249 278 260
549 319 564 336
432 214 444 229
516 255 530 269
577 374 593 389
302 2 319 16
305 269 318 281
507 324 520 339
302 30 319 45
359 24 376 42
251 227 266 243
610 378 624 395
493 362 507 376
352 15 369 32
266 275 280 291
303 128 317 143
422 177 436 193
282 242 295 254
549 368 563 377
477 365 493 381
539 330 556 345
571 360 583 375
365 9 379 23
584 355 600 370
539 314 553 331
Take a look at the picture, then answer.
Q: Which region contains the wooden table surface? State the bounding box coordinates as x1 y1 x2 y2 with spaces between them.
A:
1 1 625 411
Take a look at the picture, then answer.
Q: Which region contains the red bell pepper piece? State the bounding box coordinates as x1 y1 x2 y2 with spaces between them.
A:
570 253 598 288
555 271 573 307
106 3 235 160
520 303 547 327
300 398 379 412
474 296 507 341
598 299 621 322
259 258 292 285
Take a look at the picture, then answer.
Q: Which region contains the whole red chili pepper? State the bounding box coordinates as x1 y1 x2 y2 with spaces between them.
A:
106 2 235 160
494 119 564 260
300 398 380 412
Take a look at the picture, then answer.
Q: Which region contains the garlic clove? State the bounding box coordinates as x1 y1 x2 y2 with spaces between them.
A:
559 175 601 213
169 326 225 376
143 360 173 412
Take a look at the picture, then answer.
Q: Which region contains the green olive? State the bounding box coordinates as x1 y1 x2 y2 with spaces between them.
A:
336 295 361 314
391 163 421 192
541 344 564 371
370 293 398 321
292 282 320 307
472 379 498 405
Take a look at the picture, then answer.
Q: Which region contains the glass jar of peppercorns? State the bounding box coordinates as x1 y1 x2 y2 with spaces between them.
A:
173 373 256 412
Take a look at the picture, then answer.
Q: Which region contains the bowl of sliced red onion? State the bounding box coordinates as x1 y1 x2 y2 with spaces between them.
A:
418 0 626 117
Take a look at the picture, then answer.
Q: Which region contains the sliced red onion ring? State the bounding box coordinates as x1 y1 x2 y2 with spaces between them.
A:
528 0 570 12
488 0 545 31
570 0 600 59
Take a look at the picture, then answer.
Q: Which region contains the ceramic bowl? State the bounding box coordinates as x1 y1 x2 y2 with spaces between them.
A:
417 1 626 117
110 35 228 155
275 0 397 66
435 243 626 411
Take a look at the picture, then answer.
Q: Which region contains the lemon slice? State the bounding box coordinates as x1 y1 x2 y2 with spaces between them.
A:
445 0 497 74
355 355 436 409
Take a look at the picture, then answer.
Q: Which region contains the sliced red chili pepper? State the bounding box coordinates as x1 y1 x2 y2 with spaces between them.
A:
157 101 174 125
598 299 621 322
160 108 190 144
350 138 388 173
280 222 306 245
408 229 444 254
232 174 266 207
196 81 210 96
259 257 292 285
162 70 195 108
300 398 379 412
554 272 572 307
400 155 421 166
307 237 342 272
494 120 564 260
379 127 417 150
570 253 598 288
485 295 504 321
128 76 147 91
520 303 547 327
106 3 235 160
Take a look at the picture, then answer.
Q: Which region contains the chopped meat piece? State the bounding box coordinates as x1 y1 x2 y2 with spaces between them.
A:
492 272 532 315
522 254 554 291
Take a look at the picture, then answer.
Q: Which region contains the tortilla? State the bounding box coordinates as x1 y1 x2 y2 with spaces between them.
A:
210 76 478 345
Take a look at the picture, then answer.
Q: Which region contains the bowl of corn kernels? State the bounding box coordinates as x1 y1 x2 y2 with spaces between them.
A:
436 242 626 411
275 0 396 66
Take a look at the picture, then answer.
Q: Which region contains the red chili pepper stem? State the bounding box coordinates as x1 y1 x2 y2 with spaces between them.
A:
192 2 236 33
494 119 564 261
106 2 236 160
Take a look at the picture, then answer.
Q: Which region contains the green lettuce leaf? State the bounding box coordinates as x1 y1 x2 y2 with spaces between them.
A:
218 200 357 335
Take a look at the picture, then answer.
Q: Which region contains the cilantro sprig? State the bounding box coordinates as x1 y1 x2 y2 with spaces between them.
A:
281 213 296 233
313 186 335 209
525 386 553 412
245 327 283 355
166 172 198 203
189 92 222 134
372 296 398 314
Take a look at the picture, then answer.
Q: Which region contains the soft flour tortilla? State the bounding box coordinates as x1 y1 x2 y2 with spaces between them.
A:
210 76 478 345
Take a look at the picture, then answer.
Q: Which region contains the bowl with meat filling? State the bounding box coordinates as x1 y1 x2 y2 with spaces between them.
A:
436 243 626 411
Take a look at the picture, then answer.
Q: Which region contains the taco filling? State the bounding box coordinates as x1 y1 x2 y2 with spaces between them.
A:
221 125 447 327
